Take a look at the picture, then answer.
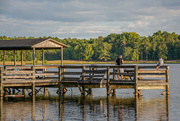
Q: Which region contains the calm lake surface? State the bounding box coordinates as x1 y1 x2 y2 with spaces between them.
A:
0 64 180 121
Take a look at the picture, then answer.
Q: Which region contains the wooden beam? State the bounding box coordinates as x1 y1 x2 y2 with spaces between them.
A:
33 48 35 66
3 50 5 67
61 47 63 66
21 50 23 66
42 49 44 66
14 50 16 66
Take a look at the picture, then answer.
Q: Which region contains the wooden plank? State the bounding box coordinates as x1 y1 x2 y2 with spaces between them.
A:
137 85 166 89
80 75 104 77
2 75 34 79
138 79 166 82
138 82 169 86
138 65 168 69
5 66 32 69
138 75 166 78
109 85 134 89
35 79 58 83
60 66 83 68
138 70 166 73
44 77 59 79
44 71 58 73
62 72 82 75
35 73 58 76
3 80 33 84
83 70 107 73
110 80 134 83
3 79 32 82
34 65 59 69
109 65 136 68
110 73 135 76
2 70 34 74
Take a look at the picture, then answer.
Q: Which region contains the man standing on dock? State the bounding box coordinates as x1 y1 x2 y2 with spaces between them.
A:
116 55 124 80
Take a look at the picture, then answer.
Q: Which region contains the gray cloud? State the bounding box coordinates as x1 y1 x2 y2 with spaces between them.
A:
0 0 180 38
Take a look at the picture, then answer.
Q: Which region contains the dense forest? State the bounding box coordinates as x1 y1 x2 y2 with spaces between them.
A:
0 30 180 62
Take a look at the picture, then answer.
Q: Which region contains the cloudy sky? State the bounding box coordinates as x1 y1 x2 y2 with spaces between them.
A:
0 0 180 39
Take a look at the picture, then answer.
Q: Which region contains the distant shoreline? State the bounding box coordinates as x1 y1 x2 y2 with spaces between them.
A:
0 60 180 65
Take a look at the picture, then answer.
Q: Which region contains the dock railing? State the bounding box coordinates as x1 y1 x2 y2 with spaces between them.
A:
0 65 169 97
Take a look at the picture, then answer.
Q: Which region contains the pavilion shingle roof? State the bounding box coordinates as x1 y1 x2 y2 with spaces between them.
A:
0 38 68 50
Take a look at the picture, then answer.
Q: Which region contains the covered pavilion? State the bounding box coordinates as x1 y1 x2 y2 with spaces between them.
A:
0 38 68 67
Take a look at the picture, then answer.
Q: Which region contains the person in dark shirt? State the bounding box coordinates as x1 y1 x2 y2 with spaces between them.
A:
115 55 124 80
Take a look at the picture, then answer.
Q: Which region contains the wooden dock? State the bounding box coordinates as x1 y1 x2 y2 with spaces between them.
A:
0 65 169 98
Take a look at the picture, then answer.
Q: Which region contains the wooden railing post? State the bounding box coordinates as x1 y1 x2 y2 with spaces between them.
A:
134 65 138 96
113 67 116 80
81 66 86 95
0 67 3 97
58 66 62 95
166 66 169 95
82 66 86 81
59 66 62 82
107 66 110 95
32 66 35 97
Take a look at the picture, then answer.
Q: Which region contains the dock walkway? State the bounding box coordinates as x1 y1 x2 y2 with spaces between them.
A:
0 65 169 97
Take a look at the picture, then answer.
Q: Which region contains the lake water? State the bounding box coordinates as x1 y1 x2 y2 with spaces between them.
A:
0 64 180 121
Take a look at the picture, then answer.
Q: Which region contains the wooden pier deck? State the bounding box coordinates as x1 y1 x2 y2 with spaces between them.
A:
0 65 169 97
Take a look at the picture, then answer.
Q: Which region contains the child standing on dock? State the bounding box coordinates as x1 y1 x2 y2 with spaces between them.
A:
156 56 163 70
116 55 124 80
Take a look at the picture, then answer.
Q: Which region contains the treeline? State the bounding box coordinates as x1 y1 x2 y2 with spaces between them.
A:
0 30 180 61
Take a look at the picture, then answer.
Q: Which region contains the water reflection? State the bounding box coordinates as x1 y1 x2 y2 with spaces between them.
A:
0 95 169 121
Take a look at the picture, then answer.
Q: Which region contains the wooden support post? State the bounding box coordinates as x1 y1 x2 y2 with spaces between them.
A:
0 67 3 97
134 65 138 96
22 88 25 97
44 87 48 98
166 95 170 120
12 88 15 95
32 66 35 97
107 66 110 95
3 50 5 68
113 68 116 80
42 49 44 66
21 50 23 66
81 86 85 95
58 66 62 95
14 50 16 66
61 47 63 66
33 48 35 66
81 66 86 95
112 89 116 95
166 66 169 95
32 94 36 121
107 95 110 120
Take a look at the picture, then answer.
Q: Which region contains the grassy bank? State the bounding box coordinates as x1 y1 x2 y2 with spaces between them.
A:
0 60 180 65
